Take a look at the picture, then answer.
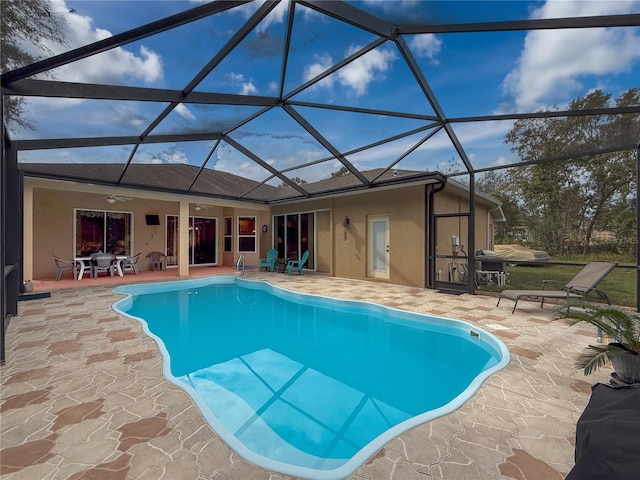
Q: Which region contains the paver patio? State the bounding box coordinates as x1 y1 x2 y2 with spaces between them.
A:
1 270 610 479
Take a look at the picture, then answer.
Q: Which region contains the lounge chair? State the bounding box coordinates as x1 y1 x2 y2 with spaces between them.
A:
258 249 278 272
497 261 617 313
286 250 309 275
54 255 78 281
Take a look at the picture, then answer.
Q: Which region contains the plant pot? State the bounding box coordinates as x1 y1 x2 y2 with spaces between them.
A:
610 348 640 384
277 263 286 273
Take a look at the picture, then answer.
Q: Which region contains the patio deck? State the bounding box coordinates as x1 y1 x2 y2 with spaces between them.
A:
1 270 610 480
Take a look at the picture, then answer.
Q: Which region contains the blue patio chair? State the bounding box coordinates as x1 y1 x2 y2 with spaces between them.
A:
286 250 309 275
258 249 278 272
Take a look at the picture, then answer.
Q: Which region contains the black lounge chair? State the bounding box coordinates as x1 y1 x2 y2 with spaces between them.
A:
497 261 617 313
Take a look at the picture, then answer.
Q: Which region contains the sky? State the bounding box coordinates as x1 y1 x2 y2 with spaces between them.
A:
10 0 640 185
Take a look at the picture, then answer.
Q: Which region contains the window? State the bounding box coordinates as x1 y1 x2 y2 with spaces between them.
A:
238 216 256 252
75 209 132 257
224 216 232 252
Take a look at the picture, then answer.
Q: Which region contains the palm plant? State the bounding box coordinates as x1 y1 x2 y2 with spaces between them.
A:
555 300 640 383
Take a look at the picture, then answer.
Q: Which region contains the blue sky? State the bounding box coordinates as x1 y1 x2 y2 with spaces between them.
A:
13 0 640 185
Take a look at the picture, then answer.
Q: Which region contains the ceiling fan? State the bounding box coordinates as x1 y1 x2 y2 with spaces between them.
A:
193 203 212 211
105 194 132 204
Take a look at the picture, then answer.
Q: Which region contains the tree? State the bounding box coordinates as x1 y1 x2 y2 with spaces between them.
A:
504 89 639 255
331 166 350 177
476 170 524 244
278 177 307 189
1 0 68 129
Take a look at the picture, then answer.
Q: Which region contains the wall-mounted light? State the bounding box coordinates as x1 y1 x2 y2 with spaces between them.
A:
342 216 350 228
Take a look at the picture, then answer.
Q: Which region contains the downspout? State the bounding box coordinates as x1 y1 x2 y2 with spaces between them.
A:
469 173 476 294
425 177 446 289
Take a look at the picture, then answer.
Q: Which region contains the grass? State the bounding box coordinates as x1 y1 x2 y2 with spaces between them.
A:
478 260 637 307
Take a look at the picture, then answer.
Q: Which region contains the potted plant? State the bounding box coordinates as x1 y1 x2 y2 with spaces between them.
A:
555 300 640 384
276 258 289 273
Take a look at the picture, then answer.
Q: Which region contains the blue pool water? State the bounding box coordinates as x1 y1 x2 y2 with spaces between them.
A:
113 276 509 480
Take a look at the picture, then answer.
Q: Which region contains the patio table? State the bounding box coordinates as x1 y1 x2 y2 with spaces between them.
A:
74 255 127 280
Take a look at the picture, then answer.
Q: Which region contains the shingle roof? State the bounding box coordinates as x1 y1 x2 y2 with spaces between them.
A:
21 163 449 204
20 162 279 202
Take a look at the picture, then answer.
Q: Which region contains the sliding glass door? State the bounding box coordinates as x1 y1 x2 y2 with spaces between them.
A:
273 212 314 269
166 215 217 266
192 217 216 264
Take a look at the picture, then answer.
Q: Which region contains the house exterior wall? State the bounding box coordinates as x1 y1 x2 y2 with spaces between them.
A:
315 210 332 274
31 187 178 279
332 186 426 286
270 186 426 287
27 181 269 280
25 179 497 288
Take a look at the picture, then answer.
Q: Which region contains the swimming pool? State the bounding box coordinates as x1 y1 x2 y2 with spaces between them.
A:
113 276 509 480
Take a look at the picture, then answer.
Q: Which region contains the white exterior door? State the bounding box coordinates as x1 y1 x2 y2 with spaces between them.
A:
368 215 389 279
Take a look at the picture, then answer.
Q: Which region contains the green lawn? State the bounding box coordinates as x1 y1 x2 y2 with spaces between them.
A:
478 262 637 307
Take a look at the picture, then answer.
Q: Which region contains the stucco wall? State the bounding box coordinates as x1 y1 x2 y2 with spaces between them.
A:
29 186 269 279
31 188 178 279
27 180 496 288
271 187 427 286
332 186 426 287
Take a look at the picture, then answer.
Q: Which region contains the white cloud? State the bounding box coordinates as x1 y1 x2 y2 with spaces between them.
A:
256 0 289 32
337 46 397 96
303 46 397 96
303 53 335 88
408 34 442 63
158 149 189 164
40 0 163 85
226 72 245 84
138 147 189 164
175 104 196 121
226 72 258 95
502 0 640 111
240 82 258 95
214 143 270 181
